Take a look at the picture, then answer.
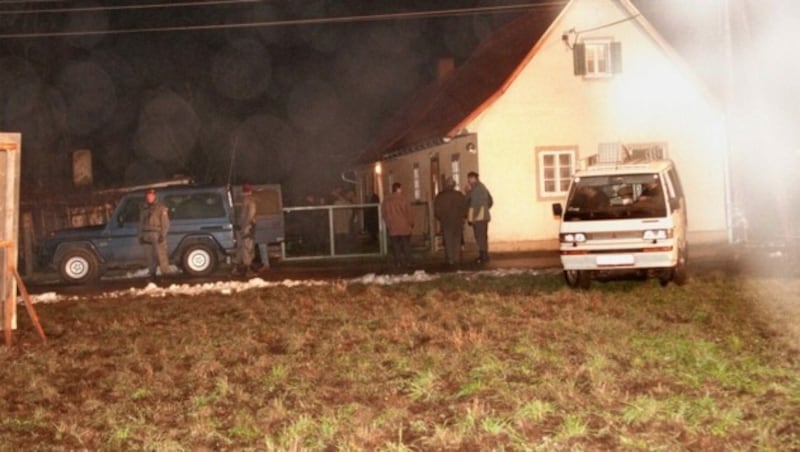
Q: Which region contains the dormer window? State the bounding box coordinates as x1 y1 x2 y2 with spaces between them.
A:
573 39 622 77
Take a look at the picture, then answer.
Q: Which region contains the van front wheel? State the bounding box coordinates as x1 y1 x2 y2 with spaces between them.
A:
564 270 591 289
181 243 218 276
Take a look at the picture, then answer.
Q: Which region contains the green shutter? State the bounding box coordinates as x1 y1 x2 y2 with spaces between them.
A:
573 43 586 76
611 42 622 73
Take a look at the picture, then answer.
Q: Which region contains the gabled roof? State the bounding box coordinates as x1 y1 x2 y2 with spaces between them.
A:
358 4 563 163
358 0 716 164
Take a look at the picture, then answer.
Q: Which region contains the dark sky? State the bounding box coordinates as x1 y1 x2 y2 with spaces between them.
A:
0 0 540 200
1 0 796 204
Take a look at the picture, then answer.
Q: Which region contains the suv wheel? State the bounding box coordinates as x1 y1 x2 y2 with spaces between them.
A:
181 243 217 276
58 248 100 284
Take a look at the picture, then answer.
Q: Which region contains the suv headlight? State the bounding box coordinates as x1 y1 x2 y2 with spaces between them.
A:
643 229 671 241
561 233 587 243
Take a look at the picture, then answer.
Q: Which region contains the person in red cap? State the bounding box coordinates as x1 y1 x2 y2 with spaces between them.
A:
233 182 257 277
138 187 171 281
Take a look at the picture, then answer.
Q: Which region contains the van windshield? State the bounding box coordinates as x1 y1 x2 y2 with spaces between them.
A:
564 173 667 221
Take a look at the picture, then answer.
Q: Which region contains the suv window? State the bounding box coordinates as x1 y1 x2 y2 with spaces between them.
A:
118 197 144 224
166 193 226 220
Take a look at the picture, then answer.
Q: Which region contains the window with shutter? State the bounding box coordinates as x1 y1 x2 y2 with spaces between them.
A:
574 39 621 77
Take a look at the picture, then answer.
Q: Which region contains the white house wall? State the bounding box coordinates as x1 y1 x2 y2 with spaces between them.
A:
467 0 728 249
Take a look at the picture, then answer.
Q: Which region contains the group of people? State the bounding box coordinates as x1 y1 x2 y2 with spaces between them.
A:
137 183 258 282
138 171 494 280
382 171 493 268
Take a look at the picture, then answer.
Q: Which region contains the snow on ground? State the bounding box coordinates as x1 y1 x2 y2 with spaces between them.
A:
25 267 548 305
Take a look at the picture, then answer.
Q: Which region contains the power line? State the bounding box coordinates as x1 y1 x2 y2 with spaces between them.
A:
0 2 567 39
0 0 63 4
0 0 260 15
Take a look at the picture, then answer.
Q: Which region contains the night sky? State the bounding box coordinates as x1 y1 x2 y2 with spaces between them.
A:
1 0 797 206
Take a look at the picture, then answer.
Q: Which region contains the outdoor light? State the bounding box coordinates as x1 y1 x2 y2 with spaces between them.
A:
374 162 382 175
467 143 477 154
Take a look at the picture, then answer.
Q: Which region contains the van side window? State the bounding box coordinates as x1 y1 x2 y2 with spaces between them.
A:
166 193 226 220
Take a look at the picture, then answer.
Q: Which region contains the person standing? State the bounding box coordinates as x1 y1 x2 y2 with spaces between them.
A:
138 188 171 281
465 171 493 264
233 182 257 277
381 182 414 268
434 177 467 266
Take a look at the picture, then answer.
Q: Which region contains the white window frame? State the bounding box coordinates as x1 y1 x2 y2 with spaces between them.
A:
450 153 461 189
584 39 612 77
412 163 421 201
537 147 576 199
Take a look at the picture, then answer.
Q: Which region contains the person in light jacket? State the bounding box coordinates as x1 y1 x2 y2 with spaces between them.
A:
465 171 493 264
381 182 414 268
233 182 257 277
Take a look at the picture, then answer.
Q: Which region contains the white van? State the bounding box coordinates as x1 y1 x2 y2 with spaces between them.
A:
551 156 688 288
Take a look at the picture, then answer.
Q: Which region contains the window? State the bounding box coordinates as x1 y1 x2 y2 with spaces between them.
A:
166 193 226 220
537 148 575 198
117 197 144 225
573 40 622 77
450 153 461 188
412 163 421 200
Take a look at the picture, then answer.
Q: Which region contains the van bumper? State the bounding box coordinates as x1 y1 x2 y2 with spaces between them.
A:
559 246 678 270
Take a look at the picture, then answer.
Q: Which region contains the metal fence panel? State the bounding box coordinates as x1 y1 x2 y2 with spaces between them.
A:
281 203 384 260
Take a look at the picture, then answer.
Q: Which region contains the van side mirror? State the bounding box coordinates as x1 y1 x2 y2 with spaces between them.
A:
552 203 563 217
117 215 125 227
669 199 681 211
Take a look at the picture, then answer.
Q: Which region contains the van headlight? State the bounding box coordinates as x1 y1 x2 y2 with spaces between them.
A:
642 229 671 241
561 233 587 243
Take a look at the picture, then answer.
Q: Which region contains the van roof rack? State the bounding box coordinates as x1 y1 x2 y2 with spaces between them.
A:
583 144 664 169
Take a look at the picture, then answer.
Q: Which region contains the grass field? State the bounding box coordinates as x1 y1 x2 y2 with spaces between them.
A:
2 270 799 450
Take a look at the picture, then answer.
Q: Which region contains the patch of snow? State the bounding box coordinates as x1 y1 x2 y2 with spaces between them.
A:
30 292 62 304
350 270 438 286
28 267 549 305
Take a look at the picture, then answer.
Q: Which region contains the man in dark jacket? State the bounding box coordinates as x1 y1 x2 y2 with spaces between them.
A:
138 188 171 280
381 182 414 268
434 177 467 266
465 171 493 264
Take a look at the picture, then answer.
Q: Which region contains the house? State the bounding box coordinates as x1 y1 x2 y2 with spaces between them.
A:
356 0 730 252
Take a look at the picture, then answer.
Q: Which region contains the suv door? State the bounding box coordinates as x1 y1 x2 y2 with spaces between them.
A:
108 195 147 265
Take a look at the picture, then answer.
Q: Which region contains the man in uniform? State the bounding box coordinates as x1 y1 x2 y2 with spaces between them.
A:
138 188 171 281
233 182 257 277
